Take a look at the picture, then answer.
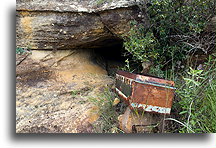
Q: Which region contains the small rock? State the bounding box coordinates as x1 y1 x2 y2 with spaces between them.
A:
112 98 120 106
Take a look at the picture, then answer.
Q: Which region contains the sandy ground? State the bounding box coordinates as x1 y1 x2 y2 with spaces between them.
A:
16 49 115 133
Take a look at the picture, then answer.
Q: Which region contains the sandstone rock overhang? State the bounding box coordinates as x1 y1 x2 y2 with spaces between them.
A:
16 0 149 50
17 0 144 13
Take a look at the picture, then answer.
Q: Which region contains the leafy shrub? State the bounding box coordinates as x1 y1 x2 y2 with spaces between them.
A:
176 54 216 133
122 0 216 133
123 0 215 76
123 21 159 63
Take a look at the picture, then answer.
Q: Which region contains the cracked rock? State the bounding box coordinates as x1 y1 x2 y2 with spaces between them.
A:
16 0 149 50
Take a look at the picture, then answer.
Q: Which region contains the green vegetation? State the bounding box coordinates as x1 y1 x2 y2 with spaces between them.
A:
86 0 215 133
16 47 32 55
89 87 123 133
71 87 93 97
16 47 27 55
71 90 81 96
176 55 216 133
123 0 215 70
122 0 215 133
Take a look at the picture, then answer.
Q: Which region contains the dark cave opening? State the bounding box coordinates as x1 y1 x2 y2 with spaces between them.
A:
92 39 127 76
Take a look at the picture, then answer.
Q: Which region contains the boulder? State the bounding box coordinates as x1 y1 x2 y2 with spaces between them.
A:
16 0 149 50
118 107 163 133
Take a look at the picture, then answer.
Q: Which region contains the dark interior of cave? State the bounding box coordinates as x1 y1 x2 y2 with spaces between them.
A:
92 39 127 76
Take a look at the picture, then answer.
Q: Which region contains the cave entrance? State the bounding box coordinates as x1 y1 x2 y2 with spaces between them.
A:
92 39 127 76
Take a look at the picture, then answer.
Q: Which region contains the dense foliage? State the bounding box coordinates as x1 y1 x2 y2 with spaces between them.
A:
123 0 215 72
123 0 216 133
176 56 216 133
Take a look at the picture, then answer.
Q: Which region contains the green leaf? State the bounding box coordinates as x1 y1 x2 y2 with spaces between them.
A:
183 78 200 86
179 110 188 115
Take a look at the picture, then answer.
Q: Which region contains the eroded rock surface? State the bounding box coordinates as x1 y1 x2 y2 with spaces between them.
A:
16 50 115 133
16 0 149 50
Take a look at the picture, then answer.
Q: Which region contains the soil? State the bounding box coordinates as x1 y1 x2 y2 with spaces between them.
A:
16 49 115 133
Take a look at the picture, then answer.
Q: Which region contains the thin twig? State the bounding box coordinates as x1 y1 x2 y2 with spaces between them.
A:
50 50 77 67
187 100 194 133
165 118 195 133
16 53 30 66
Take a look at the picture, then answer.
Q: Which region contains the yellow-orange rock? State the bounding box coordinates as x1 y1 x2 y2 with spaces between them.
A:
16 0 149 50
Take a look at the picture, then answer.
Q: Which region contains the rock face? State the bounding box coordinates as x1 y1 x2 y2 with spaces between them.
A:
16 49 115 133
16 0 149 50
